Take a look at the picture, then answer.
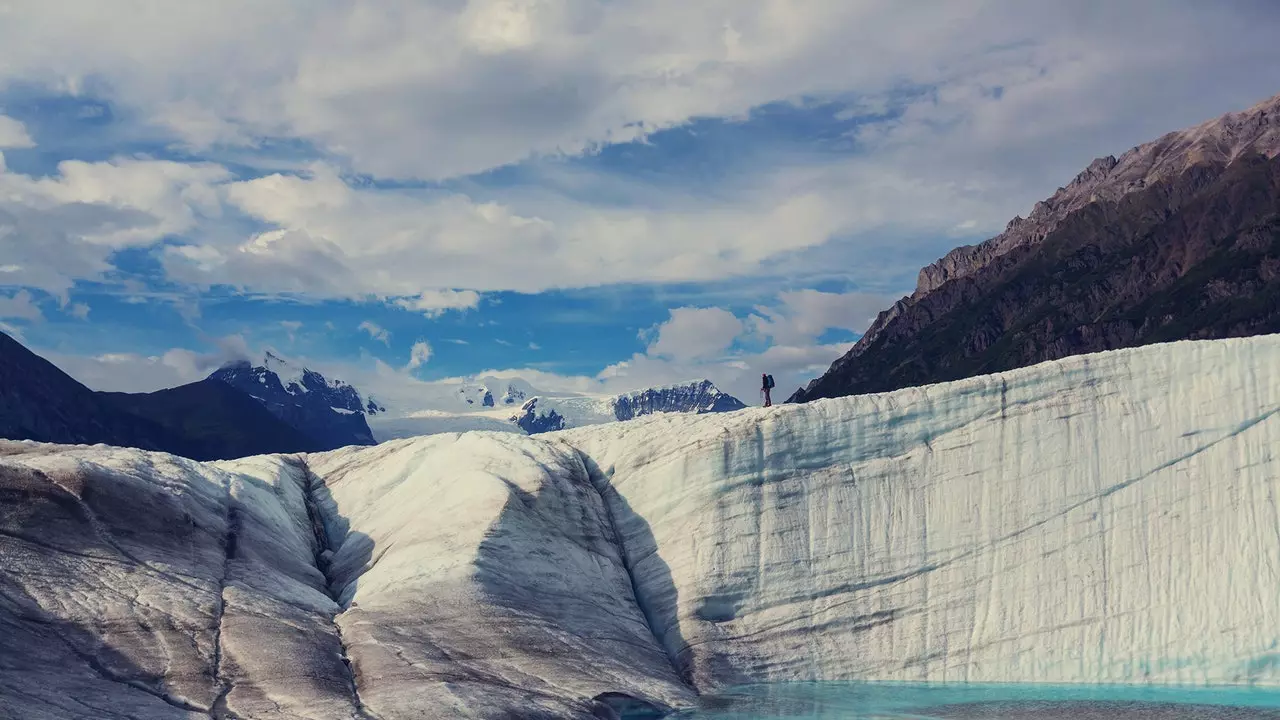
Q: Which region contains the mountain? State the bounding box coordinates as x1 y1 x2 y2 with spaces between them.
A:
0 331 318 459
511 379 747 434
792 91 1280 402
5 335 1279 717
210 351 378 449
0 330 173 450
99 380 322 459
367 377 745 441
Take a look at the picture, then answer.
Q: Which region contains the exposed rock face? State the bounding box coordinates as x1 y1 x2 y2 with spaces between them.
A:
793 92 1280 402
210 352 376 450
916 92 1280 297
513 397 568 434
4 335 1280 717
611 380 746 422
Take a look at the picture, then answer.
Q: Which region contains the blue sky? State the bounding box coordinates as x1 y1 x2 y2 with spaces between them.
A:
1 0 1278 406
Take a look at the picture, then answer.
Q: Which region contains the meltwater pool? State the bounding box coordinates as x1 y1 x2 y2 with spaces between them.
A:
636 683 1280 719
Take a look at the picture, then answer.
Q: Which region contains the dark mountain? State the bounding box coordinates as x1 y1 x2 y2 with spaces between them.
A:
100 380 322 459
792 92 1280 402
0 331 173 450
209 351 376 448
0 331 317 459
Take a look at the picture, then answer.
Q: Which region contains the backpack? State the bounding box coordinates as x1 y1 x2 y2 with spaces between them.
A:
765 374 775 390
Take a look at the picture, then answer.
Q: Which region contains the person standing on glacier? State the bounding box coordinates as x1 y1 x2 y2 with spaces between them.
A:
761 372 775 407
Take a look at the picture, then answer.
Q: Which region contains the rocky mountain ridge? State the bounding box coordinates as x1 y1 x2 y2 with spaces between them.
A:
511 379 746 434
793 91 1280 402
0 331 319 459
209 351 378 449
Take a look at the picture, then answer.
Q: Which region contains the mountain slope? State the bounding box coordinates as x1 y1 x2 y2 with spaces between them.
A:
793 91 1280 402
0 330 176 451
99 379 323 460
0 331 319 460
4 334 1280 717
210 352 377 448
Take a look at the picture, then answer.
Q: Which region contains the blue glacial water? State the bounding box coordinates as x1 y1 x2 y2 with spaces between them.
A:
644 683 1280 719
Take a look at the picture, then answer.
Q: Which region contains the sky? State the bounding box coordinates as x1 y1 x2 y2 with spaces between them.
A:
0 1 1278 408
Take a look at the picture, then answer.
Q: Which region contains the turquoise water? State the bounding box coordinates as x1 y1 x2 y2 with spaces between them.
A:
648 683 1280 719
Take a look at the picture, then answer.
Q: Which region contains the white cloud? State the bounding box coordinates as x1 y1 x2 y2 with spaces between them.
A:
0 115 35 149
0 321 25 340
359 320 391 346
67 302 90 320
644 307 743 361
1 0 1274 185
0 4 1276 303
406 340 433 370
748 290 888 346
0 289 43 321
393 289 483 318
280 320 303 340
0 156 230 299
40 334 251 392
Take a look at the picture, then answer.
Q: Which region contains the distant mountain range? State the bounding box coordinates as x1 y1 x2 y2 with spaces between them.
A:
210 351 380 449
511 380 747 435
368 378 747 440
1 332 748 456
0 332 320 459
791 91 1280 402
0 335 381 459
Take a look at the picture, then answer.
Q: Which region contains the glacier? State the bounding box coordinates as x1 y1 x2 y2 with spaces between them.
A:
2 335 1279 718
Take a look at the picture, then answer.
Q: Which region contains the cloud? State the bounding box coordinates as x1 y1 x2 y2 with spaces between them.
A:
0 156 229 299
0 115 35 149
393 289 483 318
0 321 25 340
359 320 391 345
1 1 1275 186
644 306 744 361
280 320 303 341
0 289 43 321
3 4 1278 304
40 334 251 392
406 340 433 370
67 302 90 320
748 290 888 346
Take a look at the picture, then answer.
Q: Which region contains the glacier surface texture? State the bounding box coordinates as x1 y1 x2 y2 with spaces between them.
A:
1 335 1278 718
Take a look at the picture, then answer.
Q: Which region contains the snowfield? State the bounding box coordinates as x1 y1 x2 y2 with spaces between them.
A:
2 335 1279 718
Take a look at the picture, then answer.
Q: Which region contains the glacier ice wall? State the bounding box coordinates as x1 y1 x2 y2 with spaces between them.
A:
304 432 692 718
568 336 1280 689
3 335 1280 719
0 446 359 719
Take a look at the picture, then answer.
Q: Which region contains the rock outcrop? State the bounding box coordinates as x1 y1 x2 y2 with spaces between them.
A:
793 91 1280 402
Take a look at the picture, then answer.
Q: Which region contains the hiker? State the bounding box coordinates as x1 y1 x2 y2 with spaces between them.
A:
761 372 775 407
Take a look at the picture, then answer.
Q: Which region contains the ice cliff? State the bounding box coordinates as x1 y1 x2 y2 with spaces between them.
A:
2 335 1279 718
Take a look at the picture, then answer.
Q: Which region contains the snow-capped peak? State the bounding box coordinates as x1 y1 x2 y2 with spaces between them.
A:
261 350 315 394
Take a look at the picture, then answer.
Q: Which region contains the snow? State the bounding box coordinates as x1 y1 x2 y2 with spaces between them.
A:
262 350 310 394
566 334 1280 688
5 334 1280 717
330 406 357 415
